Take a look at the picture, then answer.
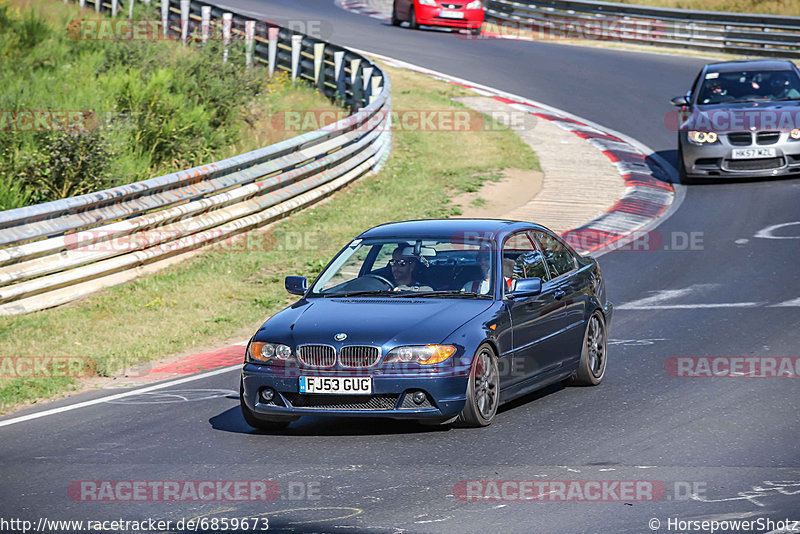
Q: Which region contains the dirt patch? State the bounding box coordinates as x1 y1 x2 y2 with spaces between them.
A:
452 168 543 219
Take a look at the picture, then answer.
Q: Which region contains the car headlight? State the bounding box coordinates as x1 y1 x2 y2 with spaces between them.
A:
384 345 457 365
466 0 482 8
418 0 437 5
248 341 294 363
688 131 718 144
790 128 800 140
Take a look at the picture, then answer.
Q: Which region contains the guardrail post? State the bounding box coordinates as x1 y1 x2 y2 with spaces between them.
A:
201 6 211 43
95 0 100 12
370 75 382 105
161 0 169 38
291 34 303 83
245 21 255 68
349 58 362 110
128 0 134 18
313 43 325 92
362 66 373 106
267 27 279 77
111 0 118 17
79 0 85 8
180 0 190 44
334 51 346 104
222 13 232 62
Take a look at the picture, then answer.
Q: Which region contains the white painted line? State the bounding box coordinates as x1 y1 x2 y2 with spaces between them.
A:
620 303 763 310
755 221 800 240
618 285 764 310
769 297 800 307
0 365 240 429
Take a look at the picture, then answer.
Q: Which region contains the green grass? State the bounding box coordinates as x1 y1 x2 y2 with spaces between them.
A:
0 0 339 210
612 0 799 16
0 61 539 414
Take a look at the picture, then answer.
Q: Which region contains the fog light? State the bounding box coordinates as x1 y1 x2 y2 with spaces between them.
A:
261 388 275 402
412 391 426 405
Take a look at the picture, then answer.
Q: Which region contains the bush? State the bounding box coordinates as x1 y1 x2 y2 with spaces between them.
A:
11 129 114 203
0 2 282 207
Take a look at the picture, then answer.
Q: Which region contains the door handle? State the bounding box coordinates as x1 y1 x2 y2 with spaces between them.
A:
554 290 566 300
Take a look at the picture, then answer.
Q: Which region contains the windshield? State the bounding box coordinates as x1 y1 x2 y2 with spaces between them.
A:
697 69 800 104
309 236 496 298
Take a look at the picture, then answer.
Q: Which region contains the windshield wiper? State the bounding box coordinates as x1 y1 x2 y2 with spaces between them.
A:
408 290 492 299
320 290 393 298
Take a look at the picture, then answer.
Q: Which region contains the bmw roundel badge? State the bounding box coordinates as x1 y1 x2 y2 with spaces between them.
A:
334 333 347 341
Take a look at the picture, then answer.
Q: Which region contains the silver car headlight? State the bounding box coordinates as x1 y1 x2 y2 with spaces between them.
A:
688 131 718 145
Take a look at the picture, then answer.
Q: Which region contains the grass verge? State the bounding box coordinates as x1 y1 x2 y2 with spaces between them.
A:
0 0 339 210
611 0 798 16
0 62 540 413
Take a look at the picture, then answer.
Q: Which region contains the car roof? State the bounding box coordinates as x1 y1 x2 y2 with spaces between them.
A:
705 59 796 73
357 218 542 239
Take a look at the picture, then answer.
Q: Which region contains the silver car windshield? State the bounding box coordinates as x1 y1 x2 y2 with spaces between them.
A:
697 69 800 104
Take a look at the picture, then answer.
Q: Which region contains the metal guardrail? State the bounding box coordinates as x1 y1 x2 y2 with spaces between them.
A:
485 0 800 58
0 0 392 315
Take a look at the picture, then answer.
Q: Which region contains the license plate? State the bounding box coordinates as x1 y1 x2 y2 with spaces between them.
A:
731 148 776 159
299 376 372 394
439 9 464 18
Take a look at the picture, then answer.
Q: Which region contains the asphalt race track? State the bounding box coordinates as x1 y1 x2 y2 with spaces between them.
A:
1 1 799 532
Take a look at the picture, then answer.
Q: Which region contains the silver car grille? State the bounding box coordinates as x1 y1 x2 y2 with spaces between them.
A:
757 131 780 145
297 345 336 368
727 132 751 145
339 346 381 368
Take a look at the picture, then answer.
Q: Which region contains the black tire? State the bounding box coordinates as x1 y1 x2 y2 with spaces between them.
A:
409 6 418 29
456 343 500 427
391 3 401 26
565 311 607 386
471 25 481 36
678 143 695 185
240 380 296 431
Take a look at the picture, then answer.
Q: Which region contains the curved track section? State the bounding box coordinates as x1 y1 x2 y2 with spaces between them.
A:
1 2 799 532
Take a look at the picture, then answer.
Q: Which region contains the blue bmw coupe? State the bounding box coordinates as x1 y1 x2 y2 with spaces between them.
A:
240 219 612 429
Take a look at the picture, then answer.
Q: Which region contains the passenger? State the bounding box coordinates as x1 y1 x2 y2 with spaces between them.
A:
462 250 492 294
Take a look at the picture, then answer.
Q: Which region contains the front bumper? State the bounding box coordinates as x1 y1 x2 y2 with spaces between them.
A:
681 132 800 179
241 364 470 419
415 5 484 29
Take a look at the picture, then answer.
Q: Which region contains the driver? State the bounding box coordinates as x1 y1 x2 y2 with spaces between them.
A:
390 246 432 292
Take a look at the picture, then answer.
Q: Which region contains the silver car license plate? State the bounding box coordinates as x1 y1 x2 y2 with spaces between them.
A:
439 9 464 18
299 376 372 394
731 148 776 159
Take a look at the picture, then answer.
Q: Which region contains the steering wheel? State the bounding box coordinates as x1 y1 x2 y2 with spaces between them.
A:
362 273 395 289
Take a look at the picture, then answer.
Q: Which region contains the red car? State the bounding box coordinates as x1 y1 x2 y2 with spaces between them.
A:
392 0 484 35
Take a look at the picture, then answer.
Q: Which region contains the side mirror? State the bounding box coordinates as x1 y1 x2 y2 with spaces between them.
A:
670 95 689 107
285 276 308 296
508 278 542 298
